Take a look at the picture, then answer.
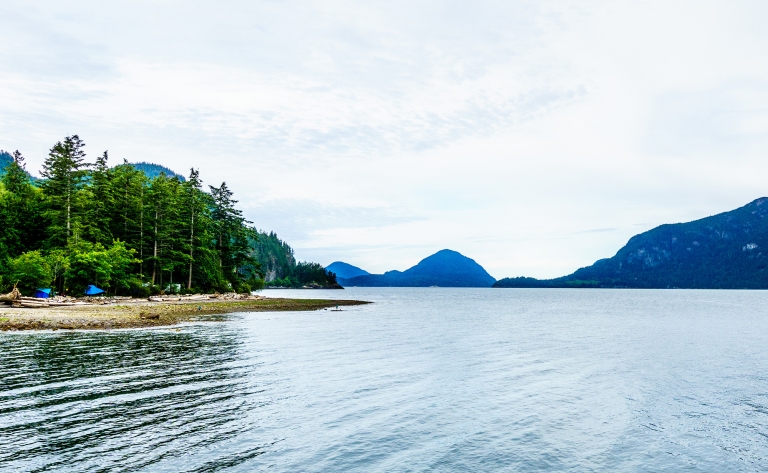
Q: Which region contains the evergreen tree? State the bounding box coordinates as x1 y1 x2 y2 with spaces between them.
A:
0 135 349 295
146 174 185 287
182 168 213 289
3 150 31 195
83 151 114 245
0 151 45 259
209 182 257 289
109 159 147 274
40 135 88 246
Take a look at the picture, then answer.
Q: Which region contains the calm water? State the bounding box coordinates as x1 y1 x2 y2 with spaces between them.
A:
2 288 768 472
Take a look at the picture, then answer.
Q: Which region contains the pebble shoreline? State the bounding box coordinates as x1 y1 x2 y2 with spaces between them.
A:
0 298 370 331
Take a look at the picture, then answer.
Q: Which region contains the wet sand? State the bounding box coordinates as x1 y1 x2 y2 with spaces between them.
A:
0 298 370 331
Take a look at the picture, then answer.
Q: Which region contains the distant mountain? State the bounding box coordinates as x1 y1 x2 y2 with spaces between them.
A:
326 262 370 280
0 151 11 170
494 198 768 289
0 150 37 181
341 249 496 287
129 162 186 181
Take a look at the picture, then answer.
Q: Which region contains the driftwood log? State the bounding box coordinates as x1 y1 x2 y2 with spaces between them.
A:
0 287 21 304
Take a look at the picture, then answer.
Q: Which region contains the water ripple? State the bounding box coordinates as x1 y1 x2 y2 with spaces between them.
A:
2 289 768 472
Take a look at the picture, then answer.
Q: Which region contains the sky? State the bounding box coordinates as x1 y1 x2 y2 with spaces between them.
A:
2 1 768 279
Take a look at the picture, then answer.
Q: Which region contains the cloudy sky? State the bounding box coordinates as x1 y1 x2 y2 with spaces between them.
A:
2 1 768 278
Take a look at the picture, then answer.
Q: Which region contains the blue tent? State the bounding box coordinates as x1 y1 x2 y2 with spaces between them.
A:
34 288 52 299
84 285 105 296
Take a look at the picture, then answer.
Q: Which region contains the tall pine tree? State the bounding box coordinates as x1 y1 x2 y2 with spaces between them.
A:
84 151 114 245
0 151 43 259
183 168 213 289
40 135 88 247
109 159 147 274
210 182 257 289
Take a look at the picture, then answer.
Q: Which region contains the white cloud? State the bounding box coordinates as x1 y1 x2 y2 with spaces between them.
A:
2 1 768 277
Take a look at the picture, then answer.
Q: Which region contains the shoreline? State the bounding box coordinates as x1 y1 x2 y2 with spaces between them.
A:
0 298 371 331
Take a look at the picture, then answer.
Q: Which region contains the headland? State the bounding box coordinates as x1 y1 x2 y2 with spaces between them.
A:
0 295 370 331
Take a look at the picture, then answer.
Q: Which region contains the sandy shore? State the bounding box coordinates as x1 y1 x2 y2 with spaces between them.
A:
0 298 370 331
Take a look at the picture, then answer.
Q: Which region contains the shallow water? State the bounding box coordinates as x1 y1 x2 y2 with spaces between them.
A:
2 288 768 472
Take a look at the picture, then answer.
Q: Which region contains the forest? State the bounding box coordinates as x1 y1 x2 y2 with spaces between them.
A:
0 136 339 296
493 197 768 289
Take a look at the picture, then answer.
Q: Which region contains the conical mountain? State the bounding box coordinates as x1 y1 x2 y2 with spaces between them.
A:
341 250 496 287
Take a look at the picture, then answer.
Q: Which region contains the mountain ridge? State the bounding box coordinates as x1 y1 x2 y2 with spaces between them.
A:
494 197 768 289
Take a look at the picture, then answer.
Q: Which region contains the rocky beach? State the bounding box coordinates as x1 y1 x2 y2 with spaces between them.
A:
0 295 370 331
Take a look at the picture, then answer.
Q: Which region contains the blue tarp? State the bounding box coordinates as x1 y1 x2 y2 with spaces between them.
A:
84 285 105 295
34 288 52 299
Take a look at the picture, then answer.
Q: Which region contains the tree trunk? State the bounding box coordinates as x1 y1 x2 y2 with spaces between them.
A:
188 210 194 289
152 210 158 284
140 185 144 278
66 179 71 240
124 176 129 237
0 287 21 303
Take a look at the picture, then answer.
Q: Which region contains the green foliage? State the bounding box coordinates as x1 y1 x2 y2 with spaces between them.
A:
40 135 89 247
0 150 36 181
0 151 46 259
47 249 69 293
65 242 112 294
250 231 295 282
128 279 151 298
83 151 114 245
107 240 140 293
1 135 332 296
130 162 186 181
265 262 339 288
209 182 259 289
8 251 53 295
253 231 338 288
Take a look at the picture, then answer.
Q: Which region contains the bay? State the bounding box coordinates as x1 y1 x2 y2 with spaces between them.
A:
1 288 768 472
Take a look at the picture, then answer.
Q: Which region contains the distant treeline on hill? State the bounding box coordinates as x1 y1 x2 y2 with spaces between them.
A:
249 231 341 289
130 162 186 181
0 135 339 296
494 198 768 289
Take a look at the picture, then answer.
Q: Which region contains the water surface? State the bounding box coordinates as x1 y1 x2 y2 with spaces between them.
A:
2 288 768 472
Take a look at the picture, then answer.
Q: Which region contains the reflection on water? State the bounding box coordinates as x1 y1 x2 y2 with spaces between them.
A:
2 288 768 472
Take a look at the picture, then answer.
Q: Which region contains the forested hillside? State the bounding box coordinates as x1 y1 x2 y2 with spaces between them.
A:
0 136 338 295
494 198 768 289
130 162 186 181
249 231 341 288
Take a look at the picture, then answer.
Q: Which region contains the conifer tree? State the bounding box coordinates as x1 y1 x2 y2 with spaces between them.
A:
0 151 31 259
0 135 287 295
3 150 31 196
40 135 88 246
183 168 212 289
146 174 185 287
210 182 257 289
0 151 45 258
109 160 147 274
84 151 114 245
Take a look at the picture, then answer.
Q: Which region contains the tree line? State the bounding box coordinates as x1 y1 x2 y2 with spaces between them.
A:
248 231 340 288
0 136 338 296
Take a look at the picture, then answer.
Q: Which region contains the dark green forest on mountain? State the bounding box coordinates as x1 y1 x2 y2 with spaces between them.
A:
248 231 340 288
0 136 338 296
494 198 768 289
